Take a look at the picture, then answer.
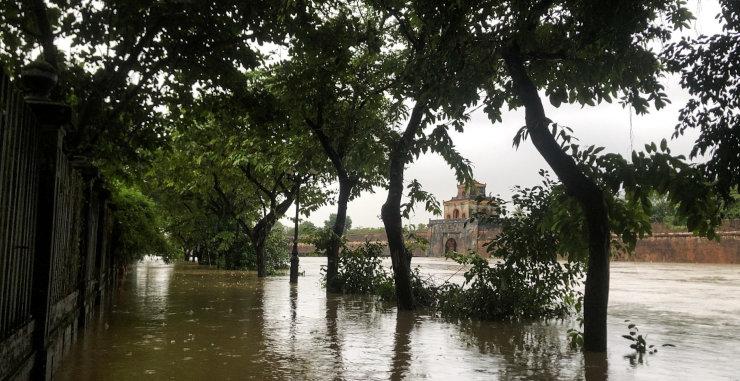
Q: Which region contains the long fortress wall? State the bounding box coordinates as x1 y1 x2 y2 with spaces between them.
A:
297 220 740 264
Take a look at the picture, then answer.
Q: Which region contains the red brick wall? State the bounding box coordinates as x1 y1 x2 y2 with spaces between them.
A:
613 220 740 264
297 220 740 263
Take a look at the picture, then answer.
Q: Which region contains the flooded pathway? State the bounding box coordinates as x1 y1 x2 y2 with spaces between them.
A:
58 258 740 380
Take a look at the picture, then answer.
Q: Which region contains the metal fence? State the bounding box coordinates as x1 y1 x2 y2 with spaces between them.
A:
0 66 115 379
0 70 40 339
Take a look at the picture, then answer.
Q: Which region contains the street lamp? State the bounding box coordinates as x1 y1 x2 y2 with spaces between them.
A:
289 169 318 284
289 184 300 284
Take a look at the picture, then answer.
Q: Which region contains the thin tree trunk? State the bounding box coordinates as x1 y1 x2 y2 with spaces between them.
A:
303 118 354 292
381 151 413 309
503 47 610 352
381 100 426 310
381 151 415 309
326 177 351 292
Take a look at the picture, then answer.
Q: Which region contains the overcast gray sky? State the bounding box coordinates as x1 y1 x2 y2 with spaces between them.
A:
293 0 724 229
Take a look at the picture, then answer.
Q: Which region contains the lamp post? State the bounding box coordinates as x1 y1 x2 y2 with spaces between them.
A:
289 184 300 283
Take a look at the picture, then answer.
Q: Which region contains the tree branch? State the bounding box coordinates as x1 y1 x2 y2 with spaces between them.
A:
239 163 275 199
502 44 601 202
305 116 349 180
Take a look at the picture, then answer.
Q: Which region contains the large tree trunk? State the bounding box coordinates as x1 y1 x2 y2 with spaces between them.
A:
326 177 352 292
254 235 267 277
381 101 426 310
582 205 610 351
252 222 269 277
504 48 610 352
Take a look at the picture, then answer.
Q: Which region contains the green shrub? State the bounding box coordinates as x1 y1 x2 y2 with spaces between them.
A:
327 242 394 296
265 225 290 273
431 179 585 321
435 251 582 320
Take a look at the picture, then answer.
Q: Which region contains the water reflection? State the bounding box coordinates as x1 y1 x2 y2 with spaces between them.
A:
457 320 584 379
133 257 172 320
325 295 344 378
390 311 414 380
58 258 740 380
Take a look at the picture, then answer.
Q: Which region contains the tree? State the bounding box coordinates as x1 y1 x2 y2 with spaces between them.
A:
364 1 494 309
299 221 320 237
1 0 283 172
160 73 328 276
271 5 390 291
663 0 740 202
109 181 173 263
324 214 352 232
461 0 717 351
2 1 292 271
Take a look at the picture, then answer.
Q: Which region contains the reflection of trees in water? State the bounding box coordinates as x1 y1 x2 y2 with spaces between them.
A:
390 311 415 380
252 277 277 378
457 320 606 380
257 279 312 379
325 294 344 379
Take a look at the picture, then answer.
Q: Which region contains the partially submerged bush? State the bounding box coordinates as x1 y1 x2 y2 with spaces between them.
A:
431 178 585 320
329 242 394 296
323 178 584 321
435 251 582 320
325 242 436 306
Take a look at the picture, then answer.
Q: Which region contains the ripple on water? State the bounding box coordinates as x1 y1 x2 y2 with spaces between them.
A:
56 258 740 380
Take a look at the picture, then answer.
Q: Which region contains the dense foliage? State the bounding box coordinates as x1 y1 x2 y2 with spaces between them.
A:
663 0 740 199
327 242 393 297
110 182 173 263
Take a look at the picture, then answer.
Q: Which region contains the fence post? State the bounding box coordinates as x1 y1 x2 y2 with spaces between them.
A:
23 62 72 380
70 158 99 329
94 187 112 310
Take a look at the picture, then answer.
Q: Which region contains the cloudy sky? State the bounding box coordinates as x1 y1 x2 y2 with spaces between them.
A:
293 0 725 229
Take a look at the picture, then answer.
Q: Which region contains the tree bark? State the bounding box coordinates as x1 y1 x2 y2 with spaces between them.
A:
503 47 610 352
326 177 352 292
381 100 426 310
253 226 268 277
304 117 354 292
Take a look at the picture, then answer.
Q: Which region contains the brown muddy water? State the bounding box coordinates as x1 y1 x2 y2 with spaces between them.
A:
58 257 740 380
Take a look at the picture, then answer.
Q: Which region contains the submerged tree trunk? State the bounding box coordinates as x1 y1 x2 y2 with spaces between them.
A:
381 101 426 310
381 152 415 310
326 177 352 292
504 48 610 352
253 229 268 277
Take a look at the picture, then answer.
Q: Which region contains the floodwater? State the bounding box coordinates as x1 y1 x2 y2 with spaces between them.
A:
58 257 740 380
